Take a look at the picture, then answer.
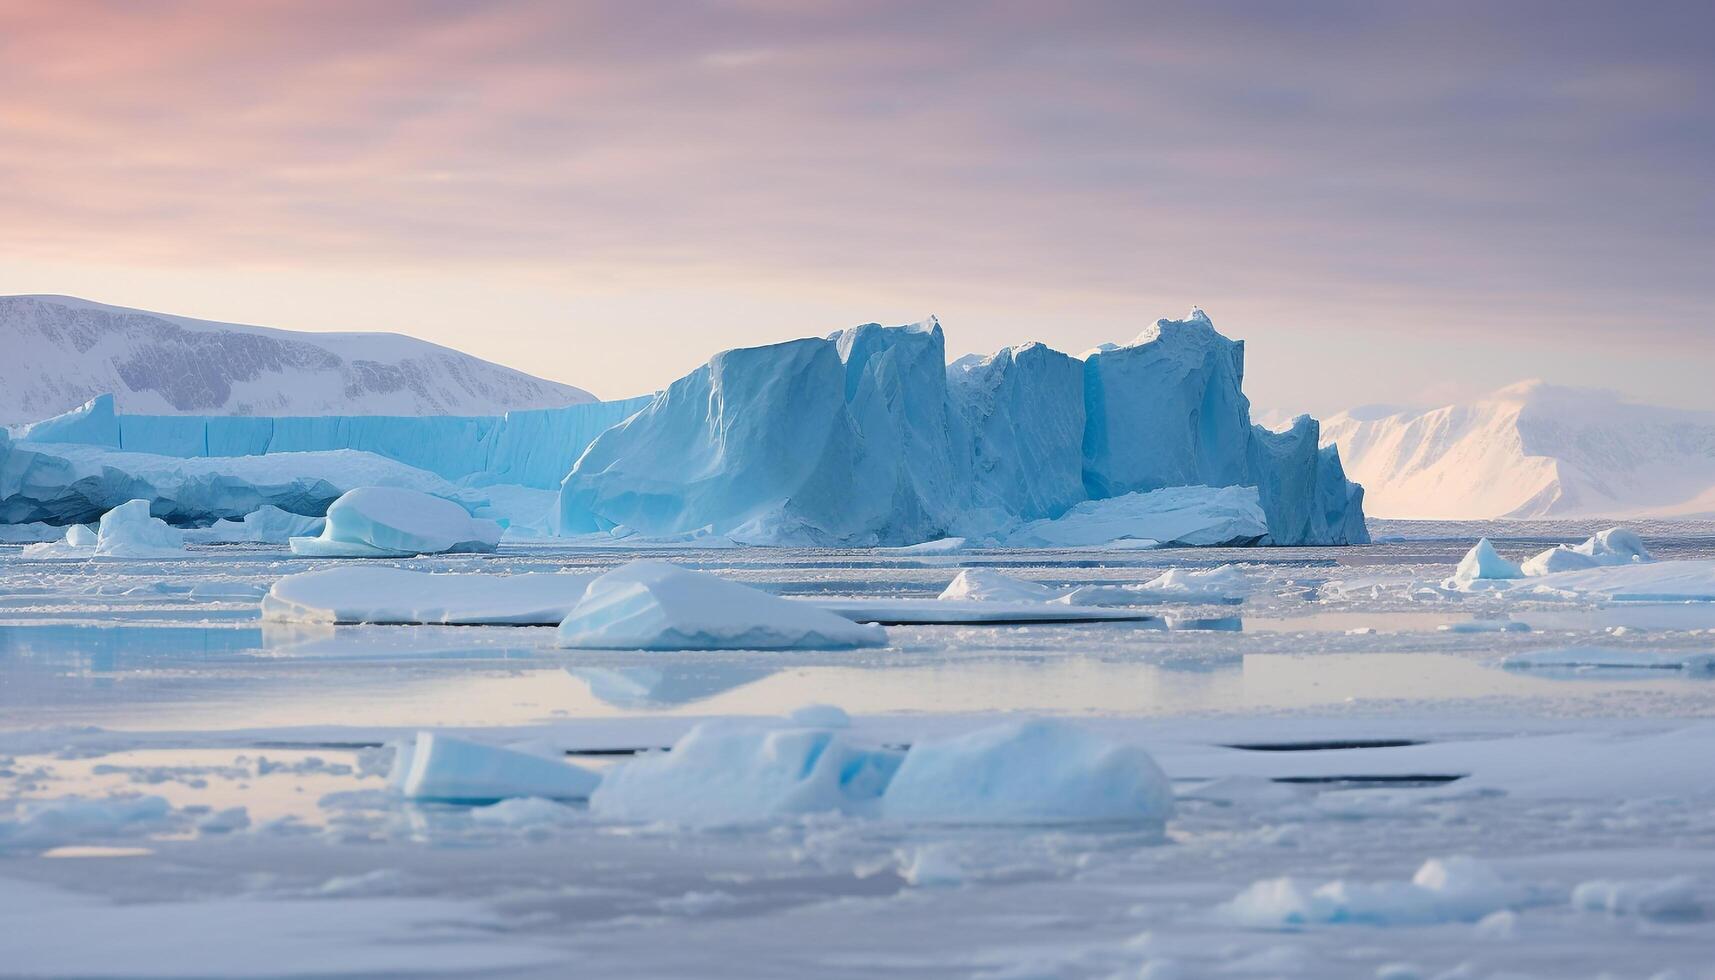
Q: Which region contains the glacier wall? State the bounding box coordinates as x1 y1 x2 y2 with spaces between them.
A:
13 394 653 489
559 311 1368 546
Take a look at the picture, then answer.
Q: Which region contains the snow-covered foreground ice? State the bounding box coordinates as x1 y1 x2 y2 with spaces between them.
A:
4 527 1715 977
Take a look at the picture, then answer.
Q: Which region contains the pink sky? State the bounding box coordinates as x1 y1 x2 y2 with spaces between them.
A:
3 1 1710 411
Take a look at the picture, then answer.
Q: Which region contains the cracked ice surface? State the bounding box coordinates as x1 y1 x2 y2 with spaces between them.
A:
3 525 1715 977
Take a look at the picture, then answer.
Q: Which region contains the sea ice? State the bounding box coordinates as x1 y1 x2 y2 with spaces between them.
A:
0 795 172 852
1221 856 1528 928
1519 545 1600 576
263 566 595 625
588 720 903 825
1521 527 1653 576
394 732 599 803
880 720 1175 826
1519 560 1715 602
938 568 1058 602
805 597 1156 624
289 486 502 558
556 560 888 650
94 498 185 557
1001 485 1269 548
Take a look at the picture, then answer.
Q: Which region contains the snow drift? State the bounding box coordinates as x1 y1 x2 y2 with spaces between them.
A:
559 310 1366 546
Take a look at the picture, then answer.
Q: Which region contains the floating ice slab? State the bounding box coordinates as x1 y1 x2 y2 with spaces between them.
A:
1221 856 1529 928
938 568 1058 603
808 597 1156 625
1002 485 1268 548
880 720 1174 826
1502 647 1715 672
1521 527 1653 577
1520 545 1600 576
263 567 596 625
589 721 903 826
1519 560 1715 601
395 732 599 803
290 487 502 558
557 560 888 650
184 506 325 545
93 499 185 557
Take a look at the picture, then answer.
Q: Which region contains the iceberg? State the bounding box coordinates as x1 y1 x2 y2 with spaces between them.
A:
588 721 903 826
1001 485 1268 547
393 732 599 803
263 566 595 625
559 310 1365 546
289 487 502 558
556 560 888 650
880 720 1175 826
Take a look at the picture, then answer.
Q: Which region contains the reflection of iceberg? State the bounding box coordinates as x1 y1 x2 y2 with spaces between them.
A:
568 664 779 709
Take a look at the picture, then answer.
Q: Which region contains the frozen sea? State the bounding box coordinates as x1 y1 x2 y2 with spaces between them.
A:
3 522 1714 978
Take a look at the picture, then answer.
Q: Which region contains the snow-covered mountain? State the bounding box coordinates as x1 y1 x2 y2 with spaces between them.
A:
0 295 593 424
1322 381 1715 519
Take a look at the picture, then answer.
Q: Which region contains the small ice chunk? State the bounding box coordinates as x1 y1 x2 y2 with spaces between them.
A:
880 720 1174 826
65 523 97 547
94 499 185 557
397 732 599 803
938 568 1057 603
1221 856 1526 927
290 486 502 558
1572 527 1652 565
1131 564 1255 602
1445 538 1522 589
184 506 325 545
1571 876 1701 920
589 720 902 826
557 560 888 650
900 843 963 887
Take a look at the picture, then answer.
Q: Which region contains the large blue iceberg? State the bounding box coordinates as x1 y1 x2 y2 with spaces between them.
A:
560 310 1366 545
3 309 1366 545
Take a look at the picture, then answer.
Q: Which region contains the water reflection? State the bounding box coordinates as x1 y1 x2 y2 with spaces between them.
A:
568 664 780 709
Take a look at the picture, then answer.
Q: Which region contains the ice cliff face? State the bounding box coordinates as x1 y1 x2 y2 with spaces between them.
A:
560 310 1367 545
0 295 594 425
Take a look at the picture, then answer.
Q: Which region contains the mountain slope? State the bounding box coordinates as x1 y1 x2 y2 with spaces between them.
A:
0 295 593 424
1322 381 1715 519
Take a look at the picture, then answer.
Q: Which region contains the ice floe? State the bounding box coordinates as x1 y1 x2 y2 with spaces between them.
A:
263 566 595 625
393 732 599 803
1571 876 1702 920
589 721 903 826
1502 647 1715 672
289 487 502 557
557 560 888 650
880 720 1174 826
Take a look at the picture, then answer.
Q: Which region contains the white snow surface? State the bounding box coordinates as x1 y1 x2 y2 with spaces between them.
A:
263 566 595 625
1323 380 1715 519
557 560 888 650
0 294 592 425
289 487 502 558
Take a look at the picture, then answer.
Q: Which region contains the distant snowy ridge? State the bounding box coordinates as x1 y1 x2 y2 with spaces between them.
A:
1323 381 1715 519
0 295 593 424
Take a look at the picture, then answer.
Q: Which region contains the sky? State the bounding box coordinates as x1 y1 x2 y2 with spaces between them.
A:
2 0 1711 414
